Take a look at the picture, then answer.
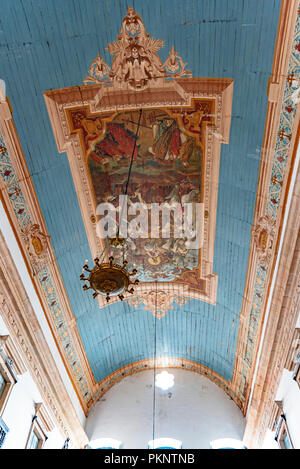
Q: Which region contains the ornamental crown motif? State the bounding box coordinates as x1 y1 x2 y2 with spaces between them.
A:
83 6 191 91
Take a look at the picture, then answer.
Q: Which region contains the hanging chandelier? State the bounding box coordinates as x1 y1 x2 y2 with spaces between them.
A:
80 110 142 303
80 253 138 303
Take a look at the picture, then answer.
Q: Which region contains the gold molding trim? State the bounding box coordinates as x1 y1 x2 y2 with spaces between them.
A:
231 0 300 412
91 357 243 412
0 0 299 424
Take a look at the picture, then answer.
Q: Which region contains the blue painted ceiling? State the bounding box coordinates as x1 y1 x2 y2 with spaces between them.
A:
0 0 281 383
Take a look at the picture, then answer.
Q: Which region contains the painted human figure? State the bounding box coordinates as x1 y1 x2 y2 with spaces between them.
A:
149 118 182 163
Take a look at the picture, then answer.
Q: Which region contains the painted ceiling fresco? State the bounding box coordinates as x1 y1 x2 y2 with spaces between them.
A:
0 0 285 408
68 102 214 282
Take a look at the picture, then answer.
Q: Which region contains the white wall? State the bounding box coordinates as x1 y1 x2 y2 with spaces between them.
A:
261 429 279 449
1 372 64 449
276 368 300 448
85 368 246 449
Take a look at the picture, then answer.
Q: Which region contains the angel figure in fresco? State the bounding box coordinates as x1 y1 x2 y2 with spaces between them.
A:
71 112 104 150
80 117 103 142
83 53 111 84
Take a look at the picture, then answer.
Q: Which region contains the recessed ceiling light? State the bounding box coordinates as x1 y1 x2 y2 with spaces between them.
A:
155 371 174 390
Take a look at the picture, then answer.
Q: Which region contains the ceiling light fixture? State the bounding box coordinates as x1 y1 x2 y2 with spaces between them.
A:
155 371 175 391
80 110 143 303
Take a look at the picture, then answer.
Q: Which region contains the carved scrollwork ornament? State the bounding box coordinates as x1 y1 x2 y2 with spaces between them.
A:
163 45 192 78
83 6 192 91
83 54 111 85
251 215 276 264
20 223 50 275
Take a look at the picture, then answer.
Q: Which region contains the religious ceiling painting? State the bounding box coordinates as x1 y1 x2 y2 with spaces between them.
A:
45 7 233 308
67 101 214 284
1 0 297 419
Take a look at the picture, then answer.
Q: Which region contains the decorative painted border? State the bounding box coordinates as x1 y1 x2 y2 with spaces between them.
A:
232 0 300 410
0 231 88 448
0 98 94 413
0 87 229 411
244 173 300 447
0 133 31 227
0 0 299 420
44 78 233 308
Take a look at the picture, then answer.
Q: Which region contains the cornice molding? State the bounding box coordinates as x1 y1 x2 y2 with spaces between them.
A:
91 357 242 413
44 78 233 308
0 334 27 376
0 1 299 422
0 231 89 448
0 94 95 413
35 402 55 433
243 157 300 448
231 0 300 411
285 327 300 372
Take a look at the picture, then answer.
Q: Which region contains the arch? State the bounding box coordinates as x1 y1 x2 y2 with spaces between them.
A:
90 358 242 414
